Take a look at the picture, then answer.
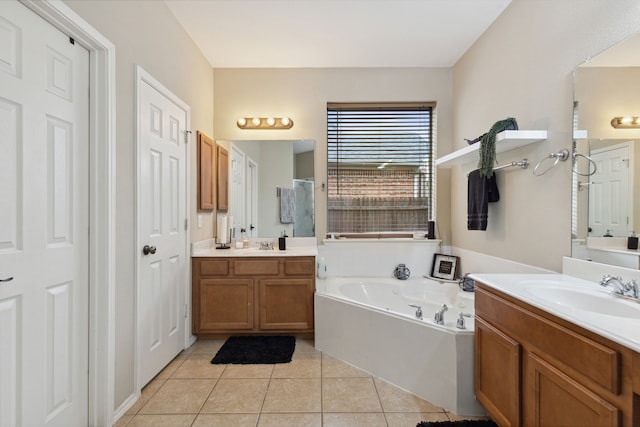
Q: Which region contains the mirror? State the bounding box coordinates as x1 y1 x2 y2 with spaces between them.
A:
572 33 640 265
225 139 315 238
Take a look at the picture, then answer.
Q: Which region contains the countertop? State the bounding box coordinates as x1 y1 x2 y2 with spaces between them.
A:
191 237 318 257
469 273 640 353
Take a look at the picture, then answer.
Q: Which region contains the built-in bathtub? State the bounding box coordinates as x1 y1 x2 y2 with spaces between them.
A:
314 276 485 416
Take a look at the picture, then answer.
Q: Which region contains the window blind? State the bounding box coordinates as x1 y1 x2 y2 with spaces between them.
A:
327 102 434 234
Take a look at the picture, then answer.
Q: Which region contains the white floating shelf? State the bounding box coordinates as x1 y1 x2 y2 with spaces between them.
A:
436 130 547 167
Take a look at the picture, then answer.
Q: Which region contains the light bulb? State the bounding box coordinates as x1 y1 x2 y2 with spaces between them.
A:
621 116 633 124
266 117 276 126
237 118 247 127
251 117 261 126
281 117 290 127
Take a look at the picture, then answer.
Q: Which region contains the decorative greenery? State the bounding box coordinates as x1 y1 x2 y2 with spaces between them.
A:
478 117 518 177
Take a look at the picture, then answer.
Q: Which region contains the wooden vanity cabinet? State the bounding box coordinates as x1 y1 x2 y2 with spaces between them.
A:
192 256 315 337
475 282 636 427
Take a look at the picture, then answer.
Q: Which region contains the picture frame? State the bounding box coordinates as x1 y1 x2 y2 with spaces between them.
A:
431 253 459 281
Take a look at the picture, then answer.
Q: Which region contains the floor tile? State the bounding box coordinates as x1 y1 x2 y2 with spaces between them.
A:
201 378 270 413
374 377 443 412
188 339 225 355
113 414 134 427
171 354 226 379
321 354 370 378
124 414 196 426
139 379 215 414
385 412 450 427
192 413 259 426
323 412 388 427
272 353 321 378
322 377 382 412
126 378 166 415
221 363 274 379
294 339 320 354
257 412 322 427
262 378 322 412
153 356 186 380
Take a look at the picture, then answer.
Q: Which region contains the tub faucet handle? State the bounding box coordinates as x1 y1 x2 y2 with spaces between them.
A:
434 304 448 325
457 313 472 329
408 304 423 320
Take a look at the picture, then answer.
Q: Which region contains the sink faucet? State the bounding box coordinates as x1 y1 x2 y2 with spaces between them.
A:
600 275 639 299
434 304 448 325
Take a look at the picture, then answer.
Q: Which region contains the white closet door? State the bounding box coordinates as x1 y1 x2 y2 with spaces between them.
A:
0 1 89 425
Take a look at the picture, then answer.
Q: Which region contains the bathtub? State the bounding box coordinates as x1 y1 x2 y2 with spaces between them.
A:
314 276 485 416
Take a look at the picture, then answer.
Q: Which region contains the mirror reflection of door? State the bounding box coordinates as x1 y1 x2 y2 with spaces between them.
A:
230 144 246 237
589 142 632 237
293 179 315 237
246 157 259 237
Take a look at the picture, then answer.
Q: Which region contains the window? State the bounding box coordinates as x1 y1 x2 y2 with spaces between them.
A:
327 102 435 235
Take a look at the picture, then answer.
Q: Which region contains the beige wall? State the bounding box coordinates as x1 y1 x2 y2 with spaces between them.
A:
213 68 454 241
451 0 640 272
64 0 214 410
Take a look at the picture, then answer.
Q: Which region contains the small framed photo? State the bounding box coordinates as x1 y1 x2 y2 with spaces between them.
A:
431 254 459 281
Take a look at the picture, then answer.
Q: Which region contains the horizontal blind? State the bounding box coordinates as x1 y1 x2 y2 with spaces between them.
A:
327 103 434 234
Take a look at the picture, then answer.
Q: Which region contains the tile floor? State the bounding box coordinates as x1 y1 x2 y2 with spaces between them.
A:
116 338 485 427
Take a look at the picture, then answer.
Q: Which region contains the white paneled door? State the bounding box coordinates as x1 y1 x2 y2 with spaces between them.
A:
0 1 89 426
589 142 631 237
137 69 188 387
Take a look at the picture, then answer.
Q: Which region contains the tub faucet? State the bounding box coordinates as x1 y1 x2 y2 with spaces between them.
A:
456 313 472 329
408 304 422 320
434 304 448 325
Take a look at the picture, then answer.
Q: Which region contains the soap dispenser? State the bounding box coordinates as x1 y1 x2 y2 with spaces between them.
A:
628 231 638 250
278 231 287 250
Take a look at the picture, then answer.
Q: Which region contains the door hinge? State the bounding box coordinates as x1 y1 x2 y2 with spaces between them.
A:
184 218 188 231
185 130 192 144
184 304 188 319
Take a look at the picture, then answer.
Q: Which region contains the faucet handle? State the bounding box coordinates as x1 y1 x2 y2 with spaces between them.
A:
456 313 472 329
408 304 423 320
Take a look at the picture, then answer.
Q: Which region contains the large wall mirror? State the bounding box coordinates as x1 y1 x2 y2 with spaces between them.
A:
223 139 315 238
572 33 640 267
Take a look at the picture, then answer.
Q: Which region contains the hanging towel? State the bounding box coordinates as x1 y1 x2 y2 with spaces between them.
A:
467 169 500 230
279 188 296 224
478 117 519 177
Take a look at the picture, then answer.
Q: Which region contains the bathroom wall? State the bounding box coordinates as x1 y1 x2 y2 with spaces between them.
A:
63 0 214 412
451 0 640 272
212 68 455 243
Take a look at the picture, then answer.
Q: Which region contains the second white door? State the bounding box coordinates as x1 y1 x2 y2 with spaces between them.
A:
137 68 189 387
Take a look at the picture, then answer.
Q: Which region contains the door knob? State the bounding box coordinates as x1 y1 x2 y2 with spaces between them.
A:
142 245 156 255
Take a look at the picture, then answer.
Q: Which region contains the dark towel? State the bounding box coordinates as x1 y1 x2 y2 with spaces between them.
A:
468 169 500 230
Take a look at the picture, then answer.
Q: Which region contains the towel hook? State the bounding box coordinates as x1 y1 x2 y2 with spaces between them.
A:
533 149 569 176
572 152 597 177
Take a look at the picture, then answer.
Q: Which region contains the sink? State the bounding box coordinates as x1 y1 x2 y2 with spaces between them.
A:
524 285 640 318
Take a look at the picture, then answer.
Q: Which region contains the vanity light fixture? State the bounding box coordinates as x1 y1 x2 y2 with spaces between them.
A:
236 116 294 130
610 116 640 128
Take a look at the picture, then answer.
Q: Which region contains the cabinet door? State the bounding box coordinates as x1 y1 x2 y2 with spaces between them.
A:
258 278 314 330
197 278 254 331
523 352 619 427
475 317 521 427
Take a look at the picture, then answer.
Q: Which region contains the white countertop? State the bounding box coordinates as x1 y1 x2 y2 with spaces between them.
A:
191 237 318 257
469 273 640 353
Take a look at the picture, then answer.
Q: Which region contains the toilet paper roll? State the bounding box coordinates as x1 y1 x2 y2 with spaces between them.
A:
217 214 228 244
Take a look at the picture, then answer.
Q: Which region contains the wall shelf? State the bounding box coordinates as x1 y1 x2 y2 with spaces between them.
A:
436 130 547 167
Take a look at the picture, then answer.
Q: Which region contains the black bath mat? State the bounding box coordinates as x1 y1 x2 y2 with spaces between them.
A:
211 335 295 364
416 420 498 427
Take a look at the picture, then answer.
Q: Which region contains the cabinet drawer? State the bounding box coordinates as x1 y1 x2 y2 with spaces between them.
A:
284 257 315 276
476 286 621 394
198 259 229 276
234 258 280 275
